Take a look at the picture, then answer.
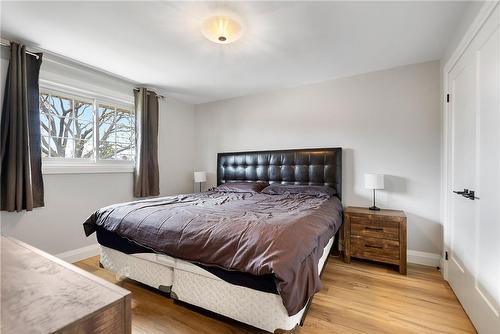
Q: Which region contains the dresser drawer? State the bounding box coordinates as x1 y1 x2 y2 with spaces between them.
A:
350 236 400 264
351 219 399 240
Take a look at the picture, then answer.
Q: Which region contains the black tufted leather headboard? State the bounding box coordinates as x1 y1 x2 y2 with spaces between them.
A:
217 148 342 200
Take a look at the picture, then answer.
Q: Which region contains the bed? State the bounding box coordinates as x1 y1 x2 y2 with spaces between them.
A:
83 147 343 333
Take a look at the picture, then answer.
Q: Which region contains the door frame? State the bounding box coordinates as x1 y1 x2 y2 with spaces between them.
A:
441 1 499 281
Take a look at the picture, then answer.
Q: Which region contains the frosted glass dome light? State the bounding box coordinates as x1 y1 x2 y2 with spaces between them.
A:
201 15 243 44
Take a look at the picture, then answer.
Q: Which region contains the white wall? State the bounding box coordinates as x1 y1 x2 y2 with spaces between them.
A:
159 97 195 196
0 49 195 255
194 61 442 255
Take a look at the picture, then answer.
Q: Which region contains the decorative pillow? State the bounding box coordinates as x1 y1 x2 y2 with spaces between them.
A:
214 182 269 193
261 184 336 197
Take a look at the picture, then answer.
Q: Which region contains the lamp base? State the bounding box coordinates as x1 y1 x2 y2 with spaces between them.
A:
369 205 381 211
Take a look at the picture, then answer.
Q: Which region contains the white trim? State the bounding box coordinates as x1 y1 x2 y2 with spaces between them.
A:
56 243 100 263
442 1 499 75
441 1 499 281
407 250 442 267
42 163 134 174
40 79 134 106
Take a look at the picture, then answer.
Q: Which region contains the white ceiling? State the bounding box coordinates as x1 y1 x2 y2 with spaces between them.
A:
1 1 469 104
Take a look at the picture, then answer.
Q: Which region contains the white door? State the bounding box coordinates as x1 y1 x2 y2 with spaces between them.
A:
447 4 500 333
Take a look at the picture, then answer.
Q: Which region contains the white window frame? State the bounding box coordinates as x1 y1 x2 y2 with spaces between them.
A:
40 81 135 174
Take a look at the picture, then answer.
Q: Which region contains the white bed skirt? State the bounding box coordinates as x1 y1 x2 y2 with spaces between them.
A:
99 236 334 333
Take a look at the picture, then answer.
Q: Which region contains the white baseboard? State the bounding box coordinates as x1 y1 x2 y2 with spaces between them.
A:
56 243 100 263
407 250 442 267
56 243 442 268
440 257 446 279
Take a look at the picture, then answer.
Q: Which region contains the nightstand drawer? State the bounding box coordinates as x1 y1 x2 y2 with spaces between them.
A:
351 236 400 264
351 220 399 240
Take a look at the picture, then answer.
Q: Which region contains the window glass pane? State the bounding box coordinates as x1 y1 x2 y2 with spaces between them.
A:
40 113 50 137
49 95 73 118
115 127 134 143
51 115 74 138
115 109 134 145
75 101 93 122
40 94 51 113
116 108 134 126
98 105 115 123
73 119 93 141
98 122 116 142
49 137 59 156
71 114 93 160
98 141 115 159
49 137 75 158
75 139 93 159
115 141 134 157
41 136 51 157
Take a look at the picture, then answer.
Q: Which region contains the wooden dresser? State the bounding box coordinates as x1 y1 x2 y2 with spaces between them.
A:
343 206 407 274
1 236 131 333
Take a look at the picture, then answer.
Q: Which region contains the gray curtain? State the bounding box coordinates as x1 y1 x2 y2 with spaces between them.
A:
133 88 159 197
1 42 44 212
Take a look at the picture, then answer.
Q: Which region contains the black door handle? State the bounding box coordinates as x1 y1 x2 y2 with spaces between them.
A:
453 189 479 200
453 188 469 195
464 190 479 200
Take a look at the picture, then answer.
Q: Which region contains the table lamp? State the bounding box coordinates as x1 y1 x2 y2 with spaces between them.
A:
365 173 384 211
194 171 207 192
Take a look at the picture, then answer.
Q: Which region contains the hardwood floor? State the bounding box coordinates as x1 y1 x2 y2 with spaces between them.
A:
74 256 476 334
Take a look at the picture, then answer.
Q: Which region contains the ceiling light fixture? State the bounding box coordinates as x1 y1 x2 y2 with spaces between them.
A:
201 15 242 44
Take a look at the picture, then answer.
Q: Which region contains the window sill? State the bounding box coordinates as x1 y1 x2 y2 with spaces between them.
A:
42 163 135 175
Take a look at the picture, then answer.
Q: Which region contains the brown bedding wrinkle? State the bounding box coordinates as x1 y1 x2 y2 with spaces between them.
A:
83 191 343 316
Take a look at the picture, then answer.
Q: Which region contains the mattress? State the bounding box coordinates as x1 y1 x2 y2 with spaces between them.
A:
97 226 278 294
99 234 335 332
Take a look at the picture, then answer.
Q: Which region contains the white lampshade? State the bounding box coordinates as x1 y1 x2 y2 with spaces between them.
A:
365 173 384 190
194 171 207 183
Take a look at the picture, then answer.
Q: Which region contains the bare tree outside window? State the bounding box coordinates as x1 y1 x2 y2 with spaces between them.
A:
98 104 135 161
40 92 135 161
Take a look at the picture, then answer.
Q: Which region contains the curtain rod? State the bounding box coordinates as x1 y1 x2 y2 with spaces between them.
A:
0 41 41 59
134 88 165 99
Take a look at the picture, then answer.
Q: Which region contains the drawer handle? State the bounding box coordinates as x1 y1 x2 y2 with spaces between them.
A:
365 227 383 232
365 244 383 249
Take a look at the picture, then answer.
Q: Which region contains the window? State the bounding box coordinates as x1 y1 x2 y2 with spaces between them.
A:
40 89 135 173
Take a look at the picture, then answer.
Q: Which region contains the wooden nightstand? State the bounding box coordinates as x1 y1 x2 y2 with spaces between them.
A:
343 206 407 274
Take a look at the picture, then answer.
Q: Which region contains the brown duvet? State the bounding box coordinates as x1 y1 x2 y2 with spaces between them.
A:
83 191 343 316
